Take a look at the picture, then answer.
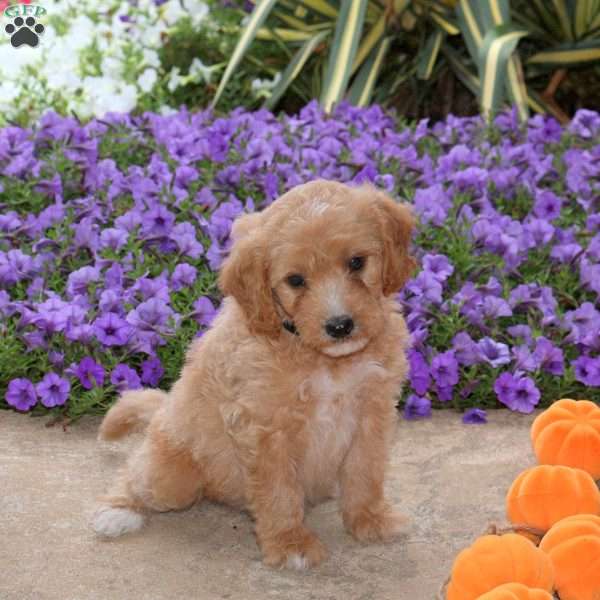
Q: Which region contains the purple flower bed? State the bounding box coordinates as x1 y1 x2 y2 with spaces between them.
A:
1 102 599 420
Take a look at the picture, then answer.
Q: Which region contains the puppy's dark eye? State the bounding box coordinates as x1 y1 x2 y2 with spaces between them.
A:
287 274 305 288
348 256 365 272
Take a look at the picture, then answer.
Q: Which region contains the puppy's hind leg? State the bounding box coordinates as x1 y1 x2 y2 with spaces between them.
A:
92 424 204 538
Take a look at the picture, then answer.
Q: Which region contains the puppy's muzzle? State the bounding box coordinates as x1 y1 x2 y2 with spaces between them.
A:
324 315 354 339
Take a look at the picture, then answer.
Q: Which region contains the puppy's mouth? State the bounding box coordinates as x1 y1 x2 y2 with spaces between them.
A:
322 338 369 358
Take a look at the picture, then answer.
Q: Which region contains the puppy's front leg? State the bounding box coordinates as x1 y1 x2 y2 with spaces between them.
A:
246 425 327 569
339 396 406 543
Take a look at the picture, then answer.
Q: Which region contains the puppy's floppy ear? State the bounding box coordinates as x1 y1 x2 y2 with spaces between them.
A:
218 227 281 338
372 189 416 295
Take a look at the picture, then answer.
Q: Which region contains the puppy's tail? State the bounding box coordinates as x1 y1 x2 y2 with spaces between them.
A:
99 389 167 441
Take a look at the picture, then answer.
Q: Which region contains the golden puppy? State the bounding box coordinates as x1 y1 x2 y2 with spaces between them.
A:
93 180 416 569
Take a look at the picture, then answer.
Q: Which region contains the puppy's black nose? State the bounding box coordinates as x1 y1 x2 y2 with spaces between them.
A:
325 315 354 339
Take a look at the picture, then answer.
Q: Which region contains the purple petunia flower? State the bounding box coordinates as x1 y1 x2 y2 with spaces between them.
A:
512 345 537 372
452 332 481 366
141 204 176 237
481 296 513 320
403 395 432 420
524 218 554 246
430 351 459 388
507 325 533 347
413 184 450 226
422 254 454 283
569 109 600 139
100 228 129 251
408 349 431 395
66 266 100 298
533 190 562 221
193 296 218 327
141 357 164 386
564 303 600 343
110 364 141 391
462 408 487 424
171 263 197 291
572 356 600 386
437 385 454 402
532 337 564 375
405 271 443 305
93 313 132 346
36 373 70 408
126 298 174 332
494 372 540 413
75 357 105 390
5 378 37 411
48 351 64 368
478 337 511 367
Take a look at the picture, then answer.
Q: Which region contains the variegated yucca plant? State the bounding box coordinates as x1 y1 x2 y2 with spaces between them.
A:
451 0 600 122
211 0 460 112
212 0 600 121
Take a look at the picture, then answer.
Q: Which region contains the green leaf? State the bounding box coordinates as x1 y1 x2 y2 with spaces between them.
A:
256 27 315 41
478 0 510 28
552 0 574 40
478 24 528 118
505 55 529 122
320 0 368 112
529 0 564 38
347 36 392 106
211 0 279 108
273 10 312 30
351 13 386 75
456 0 484 60
264 30 329 109
299 0 338 18
528 40 600 64
575 0 593 38
442 45 480 96
417 30 445 80
430 12 460 35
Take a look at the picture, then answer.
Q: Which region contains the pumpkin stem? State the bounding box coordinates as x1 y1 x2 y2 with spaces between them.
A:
485 522 545 544
438 523 547 599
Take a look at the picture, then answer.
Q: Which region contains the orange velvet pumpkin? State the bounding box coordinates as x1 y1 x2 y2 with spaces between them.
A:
539 514 600 600
475 583 553 600
506 465 600 531
531 398 600 479
446 533 554 600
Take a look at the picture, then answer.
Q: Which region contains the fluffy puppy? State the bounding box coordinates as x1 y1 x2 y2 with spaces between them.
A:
93 180 416 569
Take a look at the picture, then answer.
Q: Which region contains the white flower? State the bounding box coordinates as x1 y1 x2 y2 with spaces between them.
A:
251 72 282 97
183 0 209 24
161 1 187 26
188 57 216 84
167 67 182 92
0 0 223 122
142 49 161 69
140 23 163 46
110 84 138 113
45 68 82 92
0 80 20 105
66 15 97 50
138 68 158 93
101 55 124 78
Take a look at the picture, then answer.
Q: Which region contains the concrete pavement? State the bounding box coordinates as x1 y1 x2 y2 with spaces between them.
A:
0 409 537 600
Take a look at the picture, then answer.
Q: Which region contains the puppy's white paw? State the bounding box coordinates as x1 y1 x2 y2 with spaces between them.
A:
262 527 327 569
92 506 144 538
286 553 309 571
